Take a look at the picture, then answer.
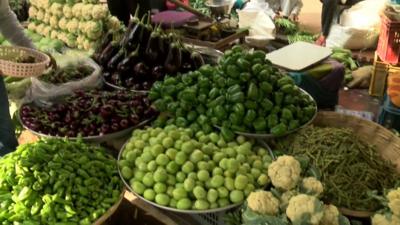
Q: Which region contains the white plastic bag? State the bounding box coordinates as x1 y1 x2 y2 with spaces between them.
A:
326 24 378 49
238 0 276 45
28 58 102 101
339 0 386 29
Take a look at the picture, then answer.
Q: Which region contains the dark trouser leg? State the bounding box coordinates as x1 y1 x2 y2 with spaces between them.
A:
0 76 18 156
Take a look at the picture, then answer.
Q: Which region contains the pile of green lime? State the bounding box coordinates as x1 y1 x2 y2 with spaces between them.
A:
119 125 272 211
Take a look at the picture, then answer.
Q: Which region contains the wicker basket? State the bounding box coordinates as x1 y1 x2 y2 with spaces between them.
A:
0 46 50 77
313 111 400 218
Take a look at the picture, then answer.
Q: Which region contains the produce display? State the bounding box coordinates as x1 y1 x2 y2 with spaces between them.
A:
330 47 358 83
39 62 94 84
19 90 157 137
276 126 400 211
275 18 316 44
119 125 272 211
95 11 205 91
0 139 123 224
371 187 400 225
150 45 316 138
237 155 351 225
27 0 123 50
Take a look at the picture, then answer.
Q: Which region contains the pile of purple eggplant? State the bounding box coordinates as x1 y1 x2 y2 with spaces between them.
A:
19 90 157 138
93 9 205 91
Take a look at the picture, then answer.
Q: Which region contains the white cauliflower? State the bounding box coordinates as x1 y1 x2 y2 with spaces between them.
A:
50 3 63 17
106 16 122 32
286 194 324 225
35 24 45 35
78 21 86 33
63 5 73 19
58 18 68 31
268 155 301 191
76 35 85 50
387 188 400 217
49 16 58 29
372 213 400 225
246 191 280 216
85 21 103 40
43 13 51 24
36 9 44 21
66 18 79 34
27 23 37 33
280 190 298 211
37 0 50 9
82 38 96 51
319 204 340 225
42 26 51 37
92 4 108 20
300 177 324 197
50 30 58 39
28 6 38 19
72 3 84 18
81 4 94 20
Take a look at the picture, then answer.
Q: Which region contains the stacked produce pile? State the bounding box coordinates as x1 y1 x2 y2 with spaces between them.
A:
276 126 400 212
274 18 317 44
371 187 400 224
19 90 157 137
39 62 94 84
95 11 205 91
330 47 358 83
236 155 350 225
0 139 123 224
119 125 271 210
27 0 122 50
150 45 316 138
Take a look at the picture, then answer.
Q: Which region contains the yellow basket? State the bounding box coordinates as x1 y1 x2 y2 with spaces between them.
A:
0 46 50 77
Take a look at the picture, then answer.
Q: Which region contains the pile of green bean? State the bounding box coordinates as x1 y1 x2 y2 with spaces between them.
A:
0 139 123 225
275 126 400 211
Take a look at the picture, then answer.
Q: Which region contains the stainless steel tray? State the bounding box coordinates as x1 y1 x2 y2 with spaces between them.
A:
216 88 317 139
117 140 242 214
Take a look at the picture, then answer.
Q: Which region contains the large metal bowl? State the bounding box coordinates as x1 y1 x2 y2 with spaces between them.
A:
117 140 243 214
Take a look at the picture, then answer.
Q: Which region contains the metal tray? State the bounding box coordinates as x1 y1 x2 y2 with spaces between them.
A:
216 88 317 139
20 115 152 142
102 76 150 94
117 141 242 214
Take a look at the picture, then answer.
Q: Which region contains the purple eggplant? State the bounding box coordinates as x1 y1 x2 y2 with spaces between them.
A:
133 62 149 81
151 66 165 80
107 48 126 71
117 45 140 72
190 51 205 69
164 42 182 74
99 41 120 66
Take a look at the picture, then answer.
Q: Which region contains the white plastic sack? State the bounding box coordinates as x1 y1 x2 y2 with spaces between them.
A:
28 58 102 101
238 0 276 44
340 0 386 29
326 24 378 50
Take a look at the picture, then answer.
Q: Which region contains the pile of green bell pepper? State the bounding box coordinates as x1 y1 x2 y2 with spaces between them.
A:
149 45 316 138
0 139 122 225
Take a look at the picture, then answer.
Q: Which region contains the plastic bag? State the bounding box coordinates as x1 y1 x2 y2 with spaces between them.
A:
28 57 102 101
237 0 276 45
326 24 378 50
339 0 385 29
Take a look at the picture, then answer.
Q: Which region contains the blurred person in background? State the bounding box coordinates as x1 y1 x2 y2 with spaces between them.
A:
267 0 303 21
0 0 35 155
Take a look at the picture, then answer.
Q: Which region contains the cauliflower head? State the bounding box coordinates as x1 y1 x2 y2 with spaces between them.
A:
372 213 400 225
27 23 37 32
319 204 340 225
247 191 280 216
67 18 79 34
43 13 51 24
268 155 301 191
28 6 38 18
387 188 400 217
82 4 94 20
50 3 63 17
49 16 58 29
50 30 58 39
280 190 298 211
92 4 108 20
42 26 51 37
286 194 324 225
63 5 73 19
85 21 103 40
36 9 44 21
300 177 324 197
106 16 121 32
58 18 68 31
72 3 84 18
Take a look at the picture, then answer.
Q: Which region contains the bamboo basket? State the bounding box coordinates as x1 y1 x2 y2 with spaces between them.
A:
0 46 50 77
313 111 400 218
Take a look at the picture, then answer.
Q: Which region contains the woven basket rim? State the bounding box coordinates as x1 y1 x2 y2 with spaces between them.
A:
0 45 50 66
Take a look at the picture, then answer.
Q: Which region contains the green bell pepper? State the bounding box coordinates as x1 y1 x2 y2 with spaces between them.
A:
226 65 240 78
233 103 245 117
253 117 267 131
282 108 293 120
214 105 227 120
208 87 220 100
260 99 273 111
237 58 251 71
227 92 245 103
244 110 257 125
247 82 259 100
245 100 257 109
221 126 235 142
274 92 284 106
251 64 263 75
260 82 273 94
268 114 279 128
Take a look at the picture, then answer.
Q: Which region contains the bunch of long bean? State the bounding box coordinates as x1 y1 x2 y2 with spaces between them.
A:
276 126 399 211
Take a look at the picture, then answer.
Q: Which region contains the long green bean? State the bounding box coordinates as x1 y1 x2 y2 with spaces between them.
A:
275 126 399 211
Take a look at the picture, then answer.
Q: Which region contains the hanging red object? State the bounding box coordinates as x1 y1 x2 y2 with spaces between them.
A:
166 0 190 10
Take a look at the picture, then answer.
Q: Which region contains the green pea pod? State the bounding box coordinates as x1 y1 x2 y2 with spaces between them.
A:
271 123 287 136
253 117 267 131
247 82 259 100
282 108 293 120
221 126 235 142
244 110 257 125
268 114 279 128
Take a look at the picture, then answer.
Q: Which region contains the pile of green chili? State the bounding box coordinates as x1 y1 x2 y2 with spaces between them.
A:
275 126 400 211
0 139 122 225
